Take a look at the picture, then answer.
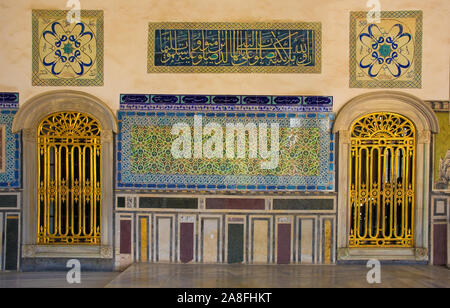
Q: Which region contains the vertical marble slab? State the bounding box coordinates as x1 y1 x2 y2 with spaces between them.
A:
298 218 315 264
277 219 292 264
139 216 149 262
227 223 244 264
157 217 172 262
322 219 332 264
179 222 194 263
120 220 132 254
252 219 269 264
433 224 447 265
116 215 133 270
5 215 19 270
202 218 219 263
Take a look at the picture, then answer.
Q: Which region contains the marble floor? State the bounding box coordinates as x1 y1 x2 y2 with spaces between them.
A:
0 271 120 288
105 263 450 288
0 264 448 288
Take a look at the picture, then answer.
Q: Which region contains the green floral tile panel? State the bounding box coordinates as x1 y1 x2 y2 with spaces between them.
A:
130 125 321 177
117 111 334 192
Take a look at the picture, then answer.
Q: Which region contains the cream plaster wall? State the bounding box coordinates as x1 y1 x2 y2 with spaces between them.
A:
0 0 448 112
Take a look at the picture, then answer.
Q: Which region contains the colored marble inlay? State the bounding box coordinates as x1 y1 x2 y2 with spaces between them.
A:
202 219 219 263
114 198 337 265
157 217 172 262
252 219 269 264
227 224 244 264
299 219 315 264
140 217 148 262
148 22 321 73
180 222 194 263
206 199 265 210
432 224 447 266
5 216 19 271
323 220 331 264
350 11 422 88
32 10 104 86
117 95 334 192
277 223 291 264
0 93 20 188
120 220 131 254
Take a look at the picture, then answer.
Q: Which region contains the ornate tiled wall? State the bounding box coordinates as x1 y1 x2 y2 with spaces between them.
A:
114 94 336 269
0 93 21 271
116 94 334 192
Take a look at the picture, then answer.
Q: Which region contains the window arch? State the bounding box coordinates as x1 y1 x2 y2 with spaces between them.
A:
12 91 117 261
37 112 101 244
349 112 415 247
333 91 439 261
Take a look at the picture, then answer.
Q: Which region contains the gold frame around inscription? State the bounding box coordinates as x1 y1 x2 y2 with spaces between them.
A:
147 22 321 73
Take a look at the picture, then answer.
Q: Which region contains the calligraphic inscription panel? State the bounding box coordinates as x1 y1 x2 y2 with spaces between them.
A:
148 22 321 73
32 10 104 86
116 94 334 192
350 11 422 88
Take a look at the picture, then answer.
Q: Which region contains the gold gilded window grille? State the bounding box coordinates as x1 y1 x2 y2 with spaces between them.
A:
37 112 101 245
349 112 415 248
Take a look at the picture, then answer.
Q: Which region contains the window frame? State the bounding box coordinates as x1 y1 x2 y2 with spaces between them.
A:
12 91 117 259
333 91 438 261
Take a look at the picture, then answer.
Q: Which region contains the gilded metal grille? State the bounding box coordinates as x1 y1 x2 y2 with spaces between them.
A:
37 112 101 245
349 112 415 247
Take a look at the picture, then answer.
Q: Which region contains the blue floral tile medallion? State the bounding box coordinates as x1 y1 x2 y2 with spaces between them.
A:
32 9 104 86
350 11 422 88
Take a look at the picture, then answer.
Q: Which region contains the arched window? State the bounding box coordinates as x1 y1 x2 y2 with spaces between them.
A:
37 112 101 245
349 112 415 247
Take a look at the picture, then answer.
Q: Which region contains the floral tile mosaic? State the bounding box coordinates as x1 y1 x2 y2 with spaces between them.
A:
32 10 104 86
0 93 20 188
116 95 334 192
147 22 322 73
349 11 422 88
